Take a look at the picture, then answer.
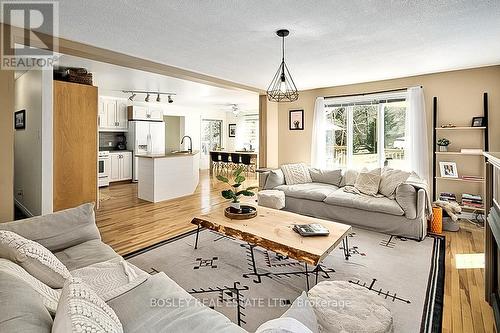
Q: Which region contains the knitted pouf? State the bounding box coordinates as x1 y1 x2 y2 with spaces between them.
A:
308 280 393 333
257 190 286 210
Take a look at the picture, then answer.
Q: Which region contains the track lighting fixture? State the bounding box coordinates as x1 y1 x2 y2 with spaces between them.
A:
122 91 176 103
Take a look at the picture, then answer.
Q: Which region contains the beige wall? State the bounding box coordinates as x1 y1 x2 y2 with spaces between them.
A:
0 69 14 222
14 70 43 216
164 115 182 152
278 65 500 197
279 65 500 165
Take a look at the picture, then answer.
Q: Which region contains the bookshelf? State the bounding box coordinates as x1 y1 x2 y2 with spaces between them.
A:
432 93 489 212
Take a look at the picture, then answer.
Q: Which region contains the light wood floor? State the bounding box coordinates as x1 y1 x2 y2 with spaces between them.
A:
96 171 495 332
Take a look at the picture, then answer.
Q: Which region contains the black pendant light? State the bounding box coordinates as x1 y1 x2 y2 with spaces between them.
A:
266 29 299 102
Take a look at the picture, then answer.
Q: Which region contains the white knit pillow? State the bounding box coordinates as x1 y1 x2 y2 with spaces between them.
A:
52 277 123 333
354 168 382 196
0 230 71 288
281 163 312 185
0 258 61 314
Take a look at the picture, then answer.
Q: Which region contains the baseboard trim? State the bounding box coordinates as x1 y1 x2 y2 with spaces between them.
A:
14 199 34 218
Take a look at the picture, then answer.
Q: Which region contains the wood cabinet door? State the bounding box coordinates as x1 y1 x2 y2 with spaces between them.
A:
98 98 107 129
53 81 97 211
109 153 121 182
121 152 132 180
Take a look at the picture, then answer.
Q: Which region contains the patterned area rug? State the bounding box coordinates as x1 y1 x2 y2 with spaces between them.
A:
126 227 444 333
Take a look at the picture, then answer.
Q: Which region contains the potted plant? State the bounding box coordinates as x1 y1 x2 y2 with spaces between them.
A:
217 166 258 213
437 138 450 152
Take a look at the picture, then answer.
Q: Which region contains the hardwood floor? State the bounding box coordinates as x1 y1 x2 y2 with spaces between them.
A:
96 170 259 255
96 171 495 332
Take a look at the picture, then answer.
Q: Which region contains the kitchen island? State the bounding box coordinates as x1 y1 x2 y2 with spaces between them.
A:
136 151 200 202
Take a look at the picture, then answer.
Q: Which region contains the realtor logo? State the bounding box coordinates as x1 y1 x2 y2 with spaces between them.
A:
1 1 58 69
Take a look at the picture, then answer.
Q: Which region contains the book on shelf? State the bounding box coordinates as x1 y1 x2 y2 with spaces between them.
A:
461 193 484 209
460 175 484 181
460 148 484 155
439 192 457 202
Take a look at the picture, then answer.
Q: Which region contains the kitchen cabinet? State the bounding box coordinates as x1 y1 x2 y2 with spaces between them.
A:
109 151 132 182
128 105 164 121
99 97 128 131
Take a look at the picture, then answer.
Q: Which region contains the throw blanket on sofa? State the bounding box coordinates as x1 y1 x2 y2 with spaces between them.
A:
405 174 433 218
71 257 148 301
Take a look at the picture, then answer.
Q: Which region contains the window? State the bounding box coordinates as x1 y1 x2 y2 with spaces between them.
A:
235 114 259 151
201 119 222 155
324 92 407 170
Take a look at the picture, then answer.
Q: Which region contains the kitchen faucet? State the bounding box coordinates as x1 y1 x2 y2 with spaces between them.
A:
181 135 192 153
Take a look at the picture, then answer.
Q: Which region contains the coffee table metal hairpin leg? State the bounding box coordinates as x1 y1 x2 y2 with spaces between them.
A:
342 236 350 260
194 224 201 249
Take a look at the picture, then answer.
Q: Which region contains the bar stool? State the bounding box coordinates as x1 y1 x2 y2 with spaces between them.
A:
210 152 221 175
240 154 256 177
220 152 231 174
230 153 241 171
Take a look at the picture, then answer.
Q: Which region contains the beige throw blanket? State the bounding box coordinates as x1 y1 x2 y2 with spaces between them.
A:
71 257 148 301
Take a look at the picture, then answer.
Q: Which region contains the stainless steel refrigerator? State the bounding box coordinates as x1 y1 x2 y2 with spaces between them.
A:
127 121 165 181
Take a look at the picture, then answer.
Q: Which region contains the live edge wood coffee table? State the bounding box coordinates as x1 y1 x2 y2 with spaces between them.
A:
191 206 352 290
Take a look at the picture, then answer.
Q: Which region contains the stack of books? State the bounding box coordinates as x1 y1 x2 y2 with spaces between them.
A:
461 193 484 209
439 192 457 202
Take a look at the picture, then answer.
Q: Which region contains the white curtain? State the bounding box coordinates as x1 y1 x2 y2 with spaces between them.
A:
406 86 430 184
311 97 326 168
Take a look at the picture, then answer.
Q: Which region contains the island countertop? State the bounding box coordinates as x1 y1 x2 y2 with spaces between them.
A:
136 150 200 159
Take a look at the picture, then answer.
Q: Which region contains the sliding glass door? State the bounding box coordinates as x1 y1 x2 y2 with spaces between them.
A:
325 94 407 170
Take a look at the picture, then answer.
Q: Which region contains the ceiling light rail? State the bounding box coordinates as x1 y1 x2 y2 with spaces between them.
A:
122 90 176 103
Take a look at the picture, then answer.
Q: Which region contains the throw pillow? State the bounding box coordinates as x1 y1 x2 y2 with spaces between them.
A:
340 169 359 187
0 269 54 333
354 168 382 196
256 317 313 333
281 163 312 185
264 169 286 189
52 277 123 333
0 230 71 288
379 168 411 198
0 258 61 314
281 291 319 333
309 168 342 187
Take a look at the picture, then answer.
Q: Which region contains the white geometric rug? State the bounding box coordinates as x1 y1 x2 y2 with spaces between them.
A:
126 227 444 333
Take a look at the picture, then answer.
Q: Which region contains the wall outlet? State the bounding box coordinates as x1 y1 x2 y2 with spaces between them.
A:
16 188 23 198
108 142 113 147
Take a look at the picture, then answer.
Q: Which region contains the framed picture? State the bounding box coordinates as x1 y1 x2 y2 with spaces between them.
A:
228 123 236 137
439 161 458 178
14 110 26 130
289 109 304 130
471 116 485 127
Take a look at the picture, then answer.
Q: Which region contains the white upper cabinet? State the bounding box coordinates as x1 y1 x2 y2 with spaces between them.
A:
128 105 164 121
148 107 164 121
99 97 128 132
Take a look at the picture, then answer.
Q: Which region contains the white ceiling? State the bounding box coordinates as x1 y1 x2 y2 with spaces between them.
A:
55 54 258 111
9 1 500 90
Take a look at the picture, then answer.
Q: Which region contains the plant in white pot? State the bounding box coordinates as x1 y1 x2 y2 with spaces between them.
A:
217 166 258 212
437 138 450 152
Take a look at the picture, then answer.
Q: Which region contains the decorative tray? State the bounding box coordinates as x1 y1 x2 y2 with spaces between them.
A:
224 205 257 220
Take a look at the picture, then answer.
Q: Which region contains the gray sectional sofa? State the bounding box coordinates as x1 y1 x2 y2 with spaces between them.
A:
0 203 344 333
260 168 429 241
